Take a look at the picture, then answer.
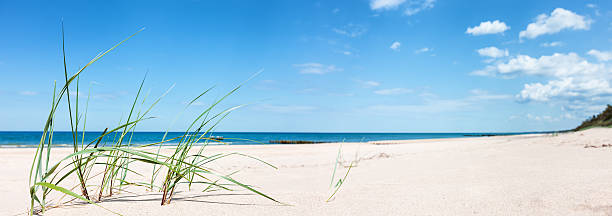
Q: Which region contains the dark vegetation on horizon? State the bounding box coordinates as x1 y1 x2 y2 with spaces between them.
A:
574 104 612 131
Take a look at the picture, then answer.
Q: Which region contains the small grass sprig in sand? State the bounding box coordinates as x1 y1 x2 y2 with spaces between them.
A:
327 145 354 202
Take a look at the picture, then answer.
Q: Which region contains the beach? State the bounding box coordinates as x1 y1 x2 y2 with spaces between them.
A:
3 0 612 215
2 127 612 215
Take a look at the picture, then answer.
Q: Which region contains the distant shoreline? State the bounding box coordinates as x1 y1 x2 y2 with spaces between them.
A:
0 130 560 148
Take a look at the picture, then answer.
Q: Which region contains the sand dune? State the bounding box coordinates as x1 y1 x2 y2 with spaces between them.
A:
2 128 612 215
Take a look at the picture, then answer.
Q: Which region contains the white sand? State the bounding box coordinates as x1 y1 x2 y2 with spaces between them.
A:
2 128 612 215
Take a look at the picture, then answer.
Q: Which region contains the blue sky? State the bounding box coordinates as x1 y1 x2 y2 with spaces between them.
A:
0 0 611 132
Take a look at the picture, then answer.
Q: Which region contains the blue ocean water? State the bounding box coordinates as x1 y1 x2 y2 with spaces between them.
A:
0 131 544 147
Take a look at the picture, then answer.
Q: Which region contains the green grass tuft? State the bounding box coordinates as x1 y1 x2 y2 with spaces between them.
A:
28 25 278 215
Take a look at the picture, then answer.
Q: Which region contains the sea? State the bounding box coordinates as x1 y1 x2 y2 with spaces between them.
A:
0 131 548 148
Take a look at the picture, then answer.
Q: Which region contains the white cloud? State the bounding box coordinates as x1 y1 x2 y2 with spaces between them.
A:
472 52 612 110
298 88 318 94
357 80 381 88
333 24 367 38
342 51 352 55
587 49 612 61
518 77 612 102
510 113 575 122
332 8 340 13
19 91 38 96
466 20 510 36
68 91 83 97
519 8 591 40
415 47 432 54
494 53 603 77
390 41 401 51
540 41 563 47
564 102 608 113
404 0 435 16
370 0 406 10
470 66 497 77
585 4 601 16
374 88 413 95
469 89 512 100
364 81 380 87
370 0 435 16
477 46 509 58
526 114 559 122
293 63 343 74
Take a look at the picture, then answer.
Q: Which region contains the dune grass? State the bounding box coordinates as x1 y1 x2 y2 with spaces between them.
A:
28 26 278 215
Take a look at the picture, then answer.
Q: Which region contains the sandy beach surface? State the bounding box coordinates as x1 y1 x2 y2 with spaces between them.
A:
2 128 612 215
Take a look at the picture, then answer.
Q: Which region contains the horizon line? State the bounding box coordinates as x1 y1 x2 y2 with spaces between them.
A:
0 130 565 134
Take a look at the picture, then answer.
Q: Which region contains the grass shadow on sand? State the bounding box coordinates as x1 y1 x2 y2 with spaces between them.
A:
58 191 283 209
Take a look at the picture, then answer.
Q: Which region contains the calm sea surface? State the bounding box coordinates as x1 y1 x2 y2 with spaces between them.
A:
0 131 548 147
